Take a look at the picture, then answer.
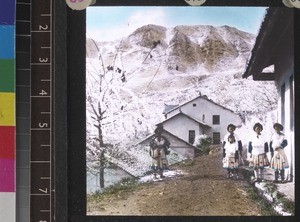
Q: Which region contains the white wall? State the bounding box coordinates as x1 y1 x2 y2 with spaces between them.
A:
277 72 294 182
163 114 201 142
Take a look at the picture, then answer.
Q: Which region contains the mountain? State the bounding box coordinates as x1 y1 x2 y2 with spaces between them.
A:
86 23 276 109
88 25 254 69
87 25 258 94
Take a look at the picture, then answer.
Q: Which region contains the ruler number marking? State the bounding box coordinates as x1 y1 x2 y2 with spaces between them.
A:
39 57 49 63
39 188 48 194
39 122 48 128
39 89 48 96
39 24 49 31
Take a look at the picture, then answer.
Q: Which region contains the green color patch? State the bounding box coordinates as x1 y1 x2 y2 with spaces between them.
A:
0 59 15 92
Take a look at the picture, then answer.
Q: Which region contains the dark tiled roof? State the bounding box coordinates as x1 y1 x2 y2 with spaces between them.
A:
162 104 179 114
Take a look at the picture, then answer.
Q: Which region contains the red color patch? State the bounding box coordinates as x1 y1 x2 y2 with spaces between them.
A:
0 126 15 159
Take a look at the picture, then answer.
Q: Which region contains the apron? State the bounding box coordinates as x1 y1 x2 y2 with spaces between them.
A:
270 148 289 170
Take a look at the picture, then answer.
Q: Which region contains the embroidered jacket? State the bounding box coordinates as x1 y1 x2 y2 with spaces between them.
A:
248 132 269 155
269 132 287 155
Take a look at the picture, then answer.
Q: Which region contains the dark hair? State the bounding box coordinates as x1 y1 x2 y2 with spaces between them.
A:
227 134 236 142
154 125 163 135
253 122 263 131
273 123 283 131
227 124 236 131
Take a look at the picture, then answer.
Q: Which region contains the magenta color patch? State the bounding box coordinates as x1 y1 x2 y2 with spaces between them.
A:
0 159 15 192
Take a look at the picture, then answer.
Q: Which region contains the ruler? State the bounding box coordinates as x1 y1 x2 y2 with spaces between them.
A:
30 0 53 221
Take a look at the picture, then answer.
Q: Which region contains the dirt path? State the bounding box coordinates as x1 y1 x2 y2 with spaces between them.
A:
88 148 262 216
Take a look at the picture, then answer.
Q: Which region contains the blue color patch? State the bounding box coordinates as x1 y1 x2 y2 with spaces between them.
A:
0 26 15 59
0 0 15 25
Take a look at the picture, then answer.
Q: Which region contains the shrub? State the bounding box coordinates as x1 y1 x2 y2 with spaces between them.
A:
194 134 212 154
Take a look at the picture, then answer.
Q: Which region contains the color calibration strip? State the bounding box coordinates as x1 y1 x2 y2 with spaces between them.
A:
0 0 16 221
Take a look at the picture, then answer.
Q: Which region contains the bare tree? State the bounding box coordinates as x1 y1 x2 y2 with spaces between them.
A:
86 38 152 188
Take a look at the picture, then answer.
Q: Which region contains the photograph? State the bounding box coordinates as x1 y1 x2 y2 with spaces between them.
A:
85 5 295 216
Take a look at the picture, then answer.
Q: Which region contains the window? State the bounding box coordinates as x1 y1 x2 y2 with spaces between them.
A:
188 130 195 144
193 103 196 107
213 132 221 145
212 115 220 125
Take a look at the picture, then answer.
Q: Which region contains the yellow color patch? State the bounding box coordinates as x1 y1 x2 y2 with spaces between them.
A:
0 92 15 126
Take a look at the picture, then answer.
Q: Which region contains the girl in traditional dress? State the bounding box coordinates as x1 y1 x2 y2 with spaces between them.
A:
270 123 289 183
222 134 239 179
247 122 270 182
149 126 170 179
223 124 243 165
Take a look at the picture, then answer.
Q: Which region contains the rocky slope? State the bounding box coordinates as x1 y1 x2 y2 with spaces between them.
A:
87 24 255 77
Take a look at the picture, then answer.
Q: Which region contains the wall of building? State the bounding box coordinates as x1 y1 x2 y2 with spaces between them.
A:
163 114 202 143
276 69 294 182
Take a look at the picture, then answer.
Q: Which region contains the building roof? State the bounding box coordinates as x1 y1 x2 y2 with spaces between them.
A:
159 112 210 128
242 7 294 80
162 104 179 114
137 128 197 149
164 95 237 115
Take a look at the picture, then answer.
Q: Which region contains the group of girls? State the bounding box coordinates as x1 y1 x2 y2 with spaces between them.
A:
222 122 289 183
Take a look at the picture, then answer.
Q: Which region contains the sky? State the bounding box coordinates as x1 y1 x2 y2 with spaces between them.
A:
87 6 267 42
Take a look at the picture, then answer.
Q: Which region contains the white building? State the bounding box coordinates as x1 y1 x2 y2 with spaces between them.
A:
139 95 242 158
